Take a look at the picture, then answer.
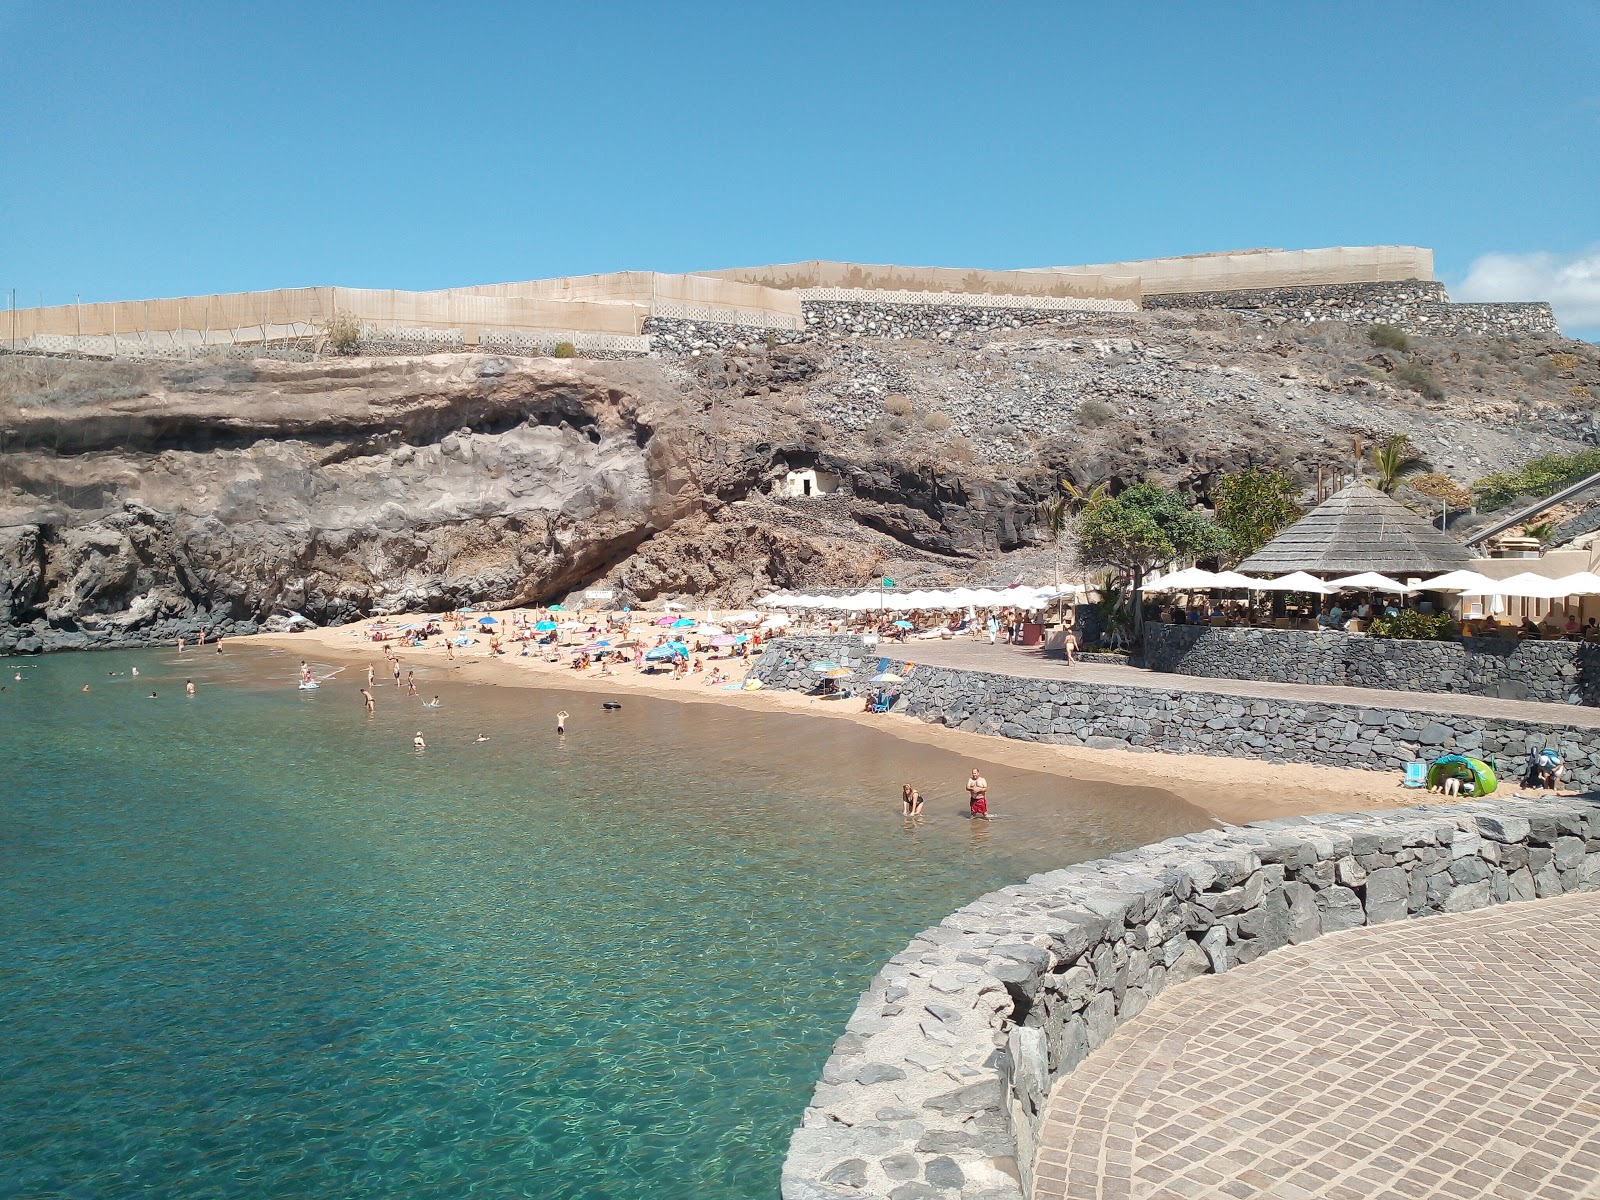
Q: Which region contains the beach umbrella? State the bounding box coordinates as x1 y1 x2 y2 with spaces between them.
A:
548 604 566 611
1326 572 1414 594
478 616 498 625
871 671 904 682
663 601 686 611
710 634 738 647
1144 568 1222 592
1245 571 1333 595
733 633 750 643
671 618 696 628
1483 572 1579 600
1550 571 1600 596
1209 570 1258 589
584 639 611 650
891 619 914 628
534 620 557 631
1417 570 1505 593
759 614 791 628
820 667 852 677
808 660 841 671
451 635 474 646
654 616 676 626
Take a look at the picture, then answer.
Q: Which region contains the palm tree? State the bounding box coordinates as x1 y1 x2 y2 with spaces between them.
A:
1368 434 1425 494
1524 520 1556 546
1040 478 1108 623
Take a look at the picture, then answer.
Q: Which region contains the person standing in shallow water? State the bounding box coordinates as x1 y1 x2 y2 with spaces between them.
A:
556 710 568 734
361 688 375 714
185 679 195 696
965 768 989 820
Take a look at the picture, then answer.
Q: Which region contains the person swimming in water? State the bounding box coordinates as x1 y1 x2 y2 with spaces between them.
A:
413 731 426 751
148 691 158 699
185 679 195 696
475 733 490 743
131 666 139 676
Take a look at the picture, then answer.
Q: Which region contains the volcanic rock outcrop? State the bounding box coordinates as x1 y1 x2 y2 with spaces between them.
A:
2 310 1597 651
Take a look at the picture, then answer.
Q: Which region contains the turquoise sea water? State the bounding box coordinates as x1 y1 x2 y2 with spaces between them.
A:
0 647 1209 1199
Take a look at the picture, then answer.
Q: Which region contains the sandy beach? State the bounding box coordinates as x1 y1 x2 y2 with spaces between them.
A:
239 610 1437 827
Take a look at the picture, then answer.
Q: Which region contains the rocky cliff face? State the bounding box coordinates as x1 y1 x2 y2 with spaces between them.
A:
2 312 1597 651
0 355 703 650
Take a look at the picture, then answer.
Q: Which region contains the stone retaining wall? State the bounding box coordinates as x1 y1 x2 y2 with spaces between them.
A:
1144 623 1600 707
1141 281 1560 338
780 794 1600 1200
751 637 1600 789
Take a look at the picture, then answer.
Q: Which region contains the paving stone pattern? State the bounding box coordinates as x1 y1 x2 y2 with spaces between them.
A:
1034 891 1600 1200
753 638 1600 790
1144 624 1600 708
778 787 1600 1200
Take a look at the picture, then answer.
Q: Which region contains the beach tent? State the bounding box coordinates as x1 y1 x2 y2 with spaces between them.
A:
1425 754 1497 796
1327 572 1414 594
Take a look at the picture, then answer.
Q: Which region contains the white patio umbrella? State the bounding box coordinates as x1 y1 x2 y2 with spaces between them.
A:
1485 572 1581 600
1209 570 1259 589
1244 571 1332 595
1548 572 1600 597
1417 570 1506 594
1143 567 1221 592
1326 572 1414 594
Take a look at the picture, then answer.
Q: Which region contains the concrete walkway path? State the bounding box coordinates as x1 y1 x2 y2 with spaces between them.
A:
1031 891 1600 1200
890 640 1600 730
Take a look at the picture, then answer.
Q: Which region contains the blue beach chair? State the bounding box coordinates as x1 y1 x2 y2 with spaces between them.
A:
1402 761 1426 789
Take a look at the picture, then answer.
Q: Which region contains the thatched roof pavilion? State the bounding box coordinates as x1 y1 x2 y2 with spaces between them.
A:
1236 482 1474 577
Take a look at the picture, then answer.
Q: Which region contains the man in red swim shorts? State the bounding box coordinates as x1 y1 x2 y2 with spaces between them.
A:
966 768 990 820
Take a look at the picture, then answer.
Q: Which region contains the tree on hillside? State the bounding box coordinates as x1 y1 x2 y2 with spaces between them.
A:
1368 433 1425 494
1077 482 1231 632
1040 478 1108 621
1211 468 1303 564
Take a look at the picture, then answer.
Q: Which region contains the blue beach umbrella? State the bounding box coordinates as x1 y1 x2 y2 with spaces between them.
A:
671 618 696 628
535 620 558 631
478 616 498 625
548 604 566 612
892 620 914 629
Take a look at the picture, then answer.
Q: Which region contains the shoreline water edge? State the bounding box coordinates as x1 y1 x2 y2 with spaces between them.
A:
237 619 1447 827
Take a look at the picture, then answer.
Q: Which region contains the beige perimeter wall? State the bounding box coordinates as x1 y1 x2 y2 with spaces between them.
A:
1043 246 1435 296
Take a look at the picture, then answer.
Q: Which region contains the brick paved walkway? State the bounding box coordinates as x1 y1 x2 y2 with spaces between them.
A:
895 640 1600 730
1031 892 1600 1200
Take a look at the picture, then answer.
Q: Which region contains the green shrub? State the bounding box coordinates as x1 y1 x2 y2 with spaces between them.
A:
1368 324 1409 351
1391 361 1443 402
1368 610 1452 640
1472 446 1600 512
326 310 362 355
552 341 577 359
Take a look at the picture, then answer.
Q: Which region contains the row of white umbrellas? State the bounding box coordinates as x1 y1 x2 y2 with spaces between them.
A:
1145 567 1600 600
755 584 1084 613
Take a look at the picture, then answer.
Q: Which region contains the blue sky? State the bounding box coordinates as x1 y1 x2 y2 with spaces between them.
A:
2 1 1596 336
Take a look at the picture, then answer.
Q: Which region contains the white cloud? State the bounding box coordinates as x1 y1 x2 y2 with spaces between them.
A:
1455 246 1600 336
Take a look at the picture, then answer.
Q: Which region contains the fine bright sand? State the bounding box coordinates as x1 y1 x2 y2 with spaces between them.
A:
241 609 1437 828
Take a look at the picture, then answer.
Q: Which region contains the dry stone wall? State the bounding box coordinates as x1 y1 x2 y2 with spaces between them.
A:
1143 281 1559 338
779 794 1600 1200
1144 624 1600 707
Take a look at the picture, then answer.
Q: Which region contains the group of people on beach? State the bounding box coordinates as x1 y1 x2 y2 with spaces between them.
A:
900 768 991 820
